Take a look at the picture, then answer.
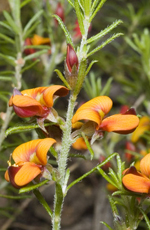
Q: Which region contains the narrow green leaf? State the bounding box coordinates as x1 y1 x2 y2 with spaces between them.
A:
0 21 12 31
5 122 51 137
67 152 117 191
91 0 100 12
54 69 71 89
84 0 92 16
100 77 113 96
55 183 63 215
82 132 94 160
116 154 123 182
53 14 73 46
0 53 16 66
24 49 48 61
3 11 19 34
33 189 53 217
23 10 43 34
85 60 98 76
23 21 40 39
0 33 15 44
8 0 21 26
139 208 150 229
90 0 107 22
98 168 118 188
108 195 119 215
21 59 40 73
50 146 58 159
0 76 13 81
109 168 119 185
19 180 49 193
100 221 113 230
125 36 141 54
67 0 74 7
87 33 123 57
87 20 123 44
23 45 50 50
0 194 31 199
21 0 32 8
74 0 85 35
0 70 15 75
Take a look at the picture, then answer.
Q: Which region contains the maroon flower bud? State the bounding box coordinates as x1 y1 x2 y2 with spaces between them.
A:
66 44 79 73
24 38 35 55
55 3 64 23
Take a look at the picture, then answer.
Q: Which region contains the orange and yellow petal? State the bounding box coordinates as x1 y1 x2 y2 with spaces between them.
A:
72 137 87 150
36 138 56 165
43 85 69 107
21 87 47 99
13 162 41 187
131 116 150 143
140 153 150 177
100 114 139 134
72 109 102 128
74 96 113 116
12 139 42 163
122 167 150 193
31 34 50 46
11 95 42 108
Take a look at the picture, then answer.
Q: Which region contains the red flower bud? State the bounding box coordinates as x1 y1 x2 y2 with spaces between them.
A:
24 38 35 55
66 44 79 73
55 3 64 22
125 141 136 162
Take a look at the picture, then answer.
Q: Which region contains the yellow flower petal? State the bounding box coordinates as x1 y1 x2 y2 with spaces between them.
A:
131 116 150 143
31 34 50 45
140 153 150 177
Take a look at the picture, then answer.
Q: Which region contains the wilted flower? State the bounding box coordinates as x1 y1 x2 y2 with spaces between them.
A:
5 138 56 188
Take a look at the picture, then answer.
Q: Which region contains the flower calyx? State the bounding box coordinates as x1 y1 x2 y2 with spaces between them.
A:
65 44 79 89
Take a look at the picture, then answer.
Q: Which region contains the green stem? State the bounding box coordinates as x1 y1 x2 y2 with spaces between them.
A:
58 93 76 186
52 93 76 230
52 183 64 230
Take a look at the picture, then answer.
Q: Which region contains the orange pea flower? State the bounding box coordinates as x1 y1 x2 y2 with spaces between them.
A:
131 116 150 143
72 137 87 150
24 35 51 56
122 153 150 194
31 34 50 46
5 138 56 188
72 96 139 136
9 85 69 120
